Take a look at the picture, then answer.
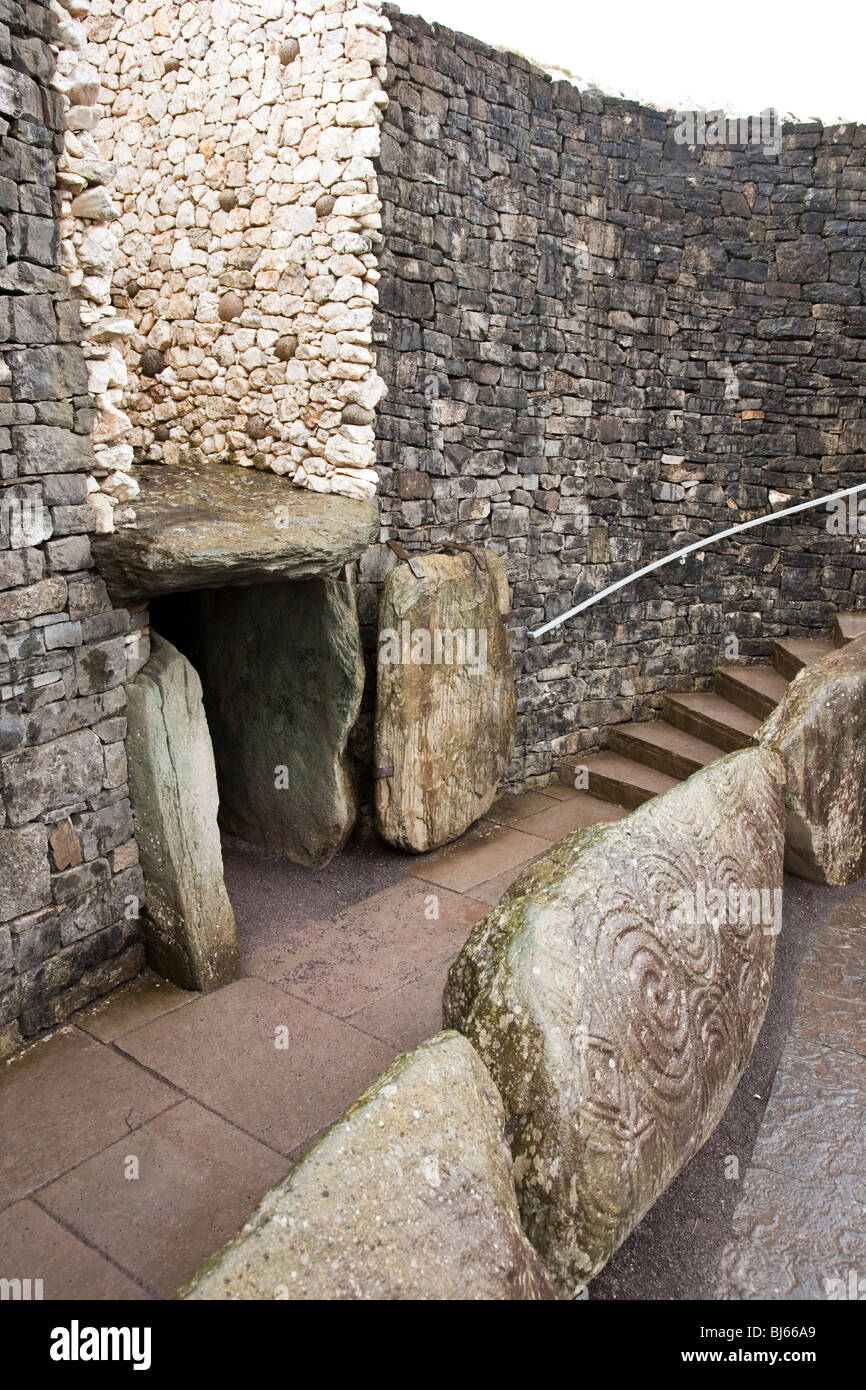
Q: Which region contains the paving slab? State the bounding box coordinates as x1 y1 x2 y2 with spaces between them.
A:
39 1100 288 1296
75 975 196 1043
0 1201 143 1300
469 865 535 907
714 892 866 1300
251 878 486 1017
411 821 550 892
347 958 453 1052
487 789 561 825
0 1029 179 1210
716 1164 866 1300
114 977 395 1156
513 791 628 840
540 783 583 801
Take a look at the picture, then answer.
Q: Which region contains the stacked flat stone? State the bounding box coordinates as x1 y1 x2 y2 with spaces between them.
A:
100 0 388 501
51 0 137 533
369 6 866 789
1 0 148 1058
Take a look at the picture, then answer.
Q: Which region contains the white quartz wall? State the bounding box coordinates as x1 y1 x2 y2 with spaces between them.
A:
96 0 388 502
52 0 137 533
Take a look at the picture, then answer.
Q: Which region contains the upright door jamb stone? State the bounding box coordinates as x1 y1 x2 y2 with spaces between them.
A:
126 633 238 990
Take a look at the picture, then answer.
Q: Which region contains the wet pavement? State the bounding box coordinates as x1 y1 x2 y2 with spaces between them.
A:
0 782 862 1300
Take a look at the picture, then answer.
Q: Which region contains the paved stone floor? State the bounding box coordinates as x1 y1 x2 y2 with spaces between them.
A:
0 781 862 1301
0 784 621 1300
715 892 866 1301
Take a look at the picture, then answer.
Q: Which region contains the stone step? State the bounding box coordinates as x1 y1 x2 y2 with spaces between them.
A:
560 752 678 810
608 719 722 781
772 638 836 680
714 664 789 719
833 612 866 647
663 691 761 752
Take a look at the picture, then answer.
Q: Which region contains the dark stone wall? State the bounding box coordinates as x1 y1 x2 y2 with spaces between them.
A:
369 5 866 786
0 0 147 1056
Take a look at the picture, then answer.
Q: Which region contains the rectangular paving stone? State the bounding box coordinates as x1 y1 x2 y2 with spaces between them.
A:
792 911 866 1057
410 822 550 892
39 1100 288 1296
0 1029 180 1209
114 977 395 1155
252 878 486 1017
797 905 866 999
74 973 196 1042
0 1200 143 1301
485 789 560 826
513 792 627 841
466 864 534 908
747 1034 866 1187
716 1163 866 1300
348 958 453 1052
539 784 583 801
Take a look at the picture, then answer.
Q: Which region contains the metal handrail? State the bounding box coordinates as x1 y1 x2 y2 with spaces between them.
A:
531 481 866 638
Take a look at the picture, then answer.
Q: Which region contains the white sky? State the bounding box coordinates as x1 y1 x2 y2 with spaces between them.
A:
401 0 866 124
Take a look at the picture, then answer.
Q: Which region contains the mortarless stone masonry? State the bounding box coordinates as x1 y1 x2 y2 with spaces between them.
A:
367 7 866 786
101 0 389 502
4 0 866 1045
0 0 148 1056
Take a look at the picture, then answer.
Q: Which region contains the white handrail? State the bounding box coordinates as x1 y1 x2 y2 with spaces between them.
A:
531 481 866 638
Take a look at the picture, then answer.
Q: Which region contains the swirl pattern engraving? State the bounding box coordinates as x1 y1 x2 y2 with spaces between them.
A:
444 746 786 1293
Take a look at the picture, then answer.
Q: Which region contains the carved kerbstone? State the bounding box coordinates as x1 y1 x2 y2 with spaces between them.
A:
180 1032 556 1301
758 635 866 884
444 747 786 1293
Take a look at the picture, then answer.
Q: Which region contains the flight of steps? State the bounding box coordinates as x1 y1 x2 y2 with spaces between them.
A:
561 613 866 815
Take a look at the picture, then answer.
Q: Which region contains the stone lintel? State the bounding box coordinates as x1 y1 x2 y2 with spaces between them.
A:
92 463 380 602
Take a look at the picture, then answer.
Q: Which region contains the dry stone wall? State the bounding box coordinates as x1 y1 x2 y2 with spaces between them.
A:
1 0 148 1057
100 0 388 502
370 7 866 786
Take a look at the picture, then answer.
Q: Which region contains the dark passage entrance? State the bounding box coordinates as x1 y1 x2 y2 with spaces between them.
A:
149 576 364 869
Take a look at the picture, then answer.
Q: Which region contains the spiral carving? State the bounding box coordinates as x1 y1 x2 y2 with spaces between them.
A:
444 746 786 1294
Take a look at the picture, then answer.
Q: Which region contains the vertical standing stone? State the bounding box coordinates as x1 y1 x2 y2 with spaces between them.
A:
375 550 515 852
126 634 238 990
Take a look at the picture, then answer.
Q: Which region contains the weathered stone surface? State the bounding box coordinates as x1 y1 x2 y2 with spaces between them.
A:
375 550 515 852
1 729 104 827
106 5 387 501
0 826 50 922
126 634 238 991
180 1031 556 1301
444 748 786 1293
91 462 379 602
179 577 364 869
758 637 866 884
715 893 866 1300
